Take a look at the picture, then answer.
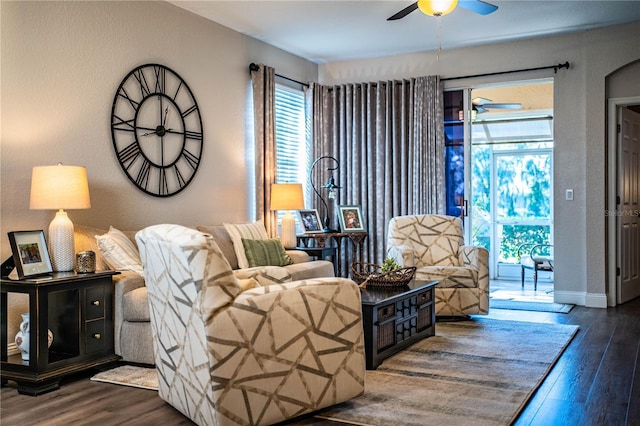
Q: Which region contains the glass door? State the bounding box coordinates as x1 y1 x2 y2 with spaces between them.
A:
445 81 554 280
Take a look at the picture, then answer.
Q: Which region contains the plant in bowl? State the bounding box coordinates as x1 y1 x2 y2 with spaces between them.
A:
381 257 401 274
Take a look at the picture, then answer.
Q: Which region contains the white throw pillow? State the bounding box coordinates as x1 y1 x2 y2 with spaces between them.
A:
95 226 144 276
223 221 269 269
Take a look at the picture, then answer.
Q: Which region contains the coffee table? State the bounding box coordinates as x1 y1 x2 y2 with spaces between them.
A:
360 280 438 370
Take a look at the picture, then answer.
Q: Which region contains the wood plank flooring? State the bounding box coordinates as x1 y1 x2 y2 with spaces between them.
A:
2 298 639 425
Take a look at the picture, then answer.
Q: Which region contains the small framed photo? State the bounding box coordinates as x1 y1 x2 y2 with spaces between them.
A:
298 209 324 233
338 205 366 232
8 230 53 279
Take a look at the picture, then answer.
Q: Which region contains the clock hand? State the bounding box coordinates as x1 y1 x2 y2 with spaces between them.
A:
162 106 169 127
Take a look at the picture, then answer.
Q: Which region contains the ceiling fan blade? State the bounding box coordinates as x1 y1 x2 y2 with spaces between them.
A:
474 105 488 114
458 0 498 15
472 97 492 106
484 103 522 110
387 2 419 21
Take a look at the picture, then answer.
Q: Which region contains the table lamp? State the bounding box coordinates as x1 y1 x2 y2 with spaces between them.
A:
30 163 91 272
270 183 304 248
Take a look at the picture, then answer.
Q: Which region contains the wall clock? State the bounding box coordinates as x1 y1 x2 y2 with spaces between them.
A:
111 64 203 197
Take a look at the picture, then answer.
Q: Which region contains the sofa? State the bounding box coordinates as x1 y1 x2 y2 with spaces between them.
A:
74 222 335 365
136 224 365 425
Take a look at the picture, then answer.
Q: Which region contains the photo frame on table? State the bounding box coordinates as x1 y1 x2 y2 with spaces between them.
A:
338 205 366 232
8 230 53 279
298 209 323 233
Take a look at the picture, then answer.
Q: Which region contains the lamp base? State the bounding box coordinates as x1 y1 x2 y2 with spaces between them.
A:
280 211 297 249
49 209 75 272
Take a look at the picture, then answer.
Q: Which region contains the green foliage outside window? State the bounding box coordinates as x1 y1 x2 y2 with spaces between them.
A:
471 142 553 264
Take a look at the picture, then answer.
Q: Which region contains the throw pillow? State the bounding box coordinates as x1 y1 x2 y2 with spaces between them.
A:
223 221 269 269
242 238 293 268
95 226 144 276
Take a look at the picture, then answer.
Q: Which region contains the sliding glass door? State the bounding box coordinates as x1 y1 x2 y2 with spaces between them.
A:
445 81 554 280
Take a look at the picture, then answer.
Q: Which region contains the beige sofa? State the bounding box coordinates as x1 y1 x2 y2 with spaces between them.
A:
74 224 335 365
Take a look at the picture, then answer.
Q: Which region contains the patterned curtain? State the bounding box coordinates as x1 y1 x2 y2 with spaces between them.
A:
250 64 278 237
309 76 445 265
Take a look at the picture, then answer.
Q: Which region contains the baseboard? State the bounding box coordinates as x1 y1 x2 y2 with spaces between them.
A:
553 291 585 306
553 291 608 308
585 293 608 308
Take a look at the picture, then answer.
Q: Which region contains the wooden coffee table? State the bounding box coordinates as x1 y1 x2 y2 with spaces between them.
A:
360 280 438 370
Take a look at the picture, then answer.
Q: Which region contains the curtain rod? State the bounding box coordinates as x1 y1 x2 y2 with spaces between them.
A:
249 63 309 87
249 61 569 87
442 62 570 81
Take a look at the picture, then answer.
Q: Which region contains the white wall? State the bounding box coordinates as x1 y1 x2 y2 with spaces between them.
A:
1 0 317 258
319 21 640 307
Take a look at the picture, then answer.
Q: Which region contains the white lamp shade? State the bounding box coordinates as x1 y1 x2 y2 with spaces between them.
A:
417 0 458 16
30 164 91 210
270 183 304 211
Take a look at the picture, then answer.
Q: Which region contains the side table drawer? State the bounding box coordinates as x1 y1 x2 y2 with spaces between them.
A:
85 286 105 320
85 319 106 353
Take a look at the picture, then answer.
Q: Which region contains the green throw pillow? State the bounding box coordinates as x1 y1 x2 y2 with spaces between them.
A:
242 238 293 268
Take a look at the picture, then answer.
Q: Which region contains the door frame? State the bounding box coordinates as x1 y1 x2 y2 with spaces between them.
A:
606 96 640 306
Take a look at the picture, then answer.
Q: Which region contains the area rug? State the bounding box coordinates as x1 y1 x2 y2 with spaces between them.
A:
315 318 578 426
490 299 574 313
90 365 158 390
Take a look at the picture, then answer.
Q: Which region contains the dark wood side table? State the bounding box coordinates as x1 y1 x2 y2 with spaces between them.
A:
1 271 120 395
360 280 438 370
297 232 368 277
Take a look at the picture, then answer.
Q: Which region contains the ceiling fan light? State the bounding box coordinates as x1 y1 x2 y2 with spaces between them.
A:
417 0 459 16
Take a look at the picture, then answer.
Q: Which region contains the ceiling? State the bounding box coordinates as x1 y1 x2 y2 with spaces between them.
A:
168 0 640 63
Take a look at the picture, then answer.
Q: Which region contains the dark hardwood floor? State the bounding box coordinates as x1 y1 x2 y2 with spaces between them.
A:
2 298 639 425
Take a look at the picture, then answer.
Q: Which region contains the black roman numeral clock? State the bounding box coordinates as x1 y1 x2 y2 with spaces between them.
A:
111 64 203 197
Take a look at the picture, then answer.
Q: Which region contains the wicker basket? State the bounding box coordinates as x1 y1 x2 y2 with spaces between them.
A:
351 262 416 288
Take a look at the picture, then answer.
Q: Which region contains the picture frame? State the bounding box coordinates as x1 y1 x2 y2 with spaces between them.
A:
297 209 324 233
8 230 53 279
338 205 366 232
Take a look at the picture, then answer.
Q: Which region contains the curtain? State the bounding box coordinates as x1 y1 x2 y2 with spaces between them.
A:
310 76 445 265
250 64 278 237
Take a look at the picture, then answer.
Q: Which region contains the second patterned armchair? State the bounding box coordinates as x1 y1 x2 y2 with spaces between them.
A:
386 214 489 317
136 224 365 426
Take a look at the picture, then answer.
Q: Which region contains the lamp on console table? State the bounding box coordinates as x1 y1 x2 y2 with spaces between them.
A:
270 183 304 248
309 155 341 232
30 163 91 272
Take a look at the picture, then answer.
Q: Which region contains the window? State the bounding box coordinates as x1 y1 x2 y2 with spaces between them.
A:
275 84 309 185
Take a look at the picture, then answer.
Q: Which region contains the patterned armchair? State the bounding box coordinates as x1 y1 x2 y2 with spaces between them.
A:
136 224 365 426
386 214 489 317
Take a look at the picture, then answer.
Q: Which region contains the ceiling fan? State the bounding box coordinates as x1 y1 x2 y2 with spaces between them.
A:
472 97 522 114
388 0 498 20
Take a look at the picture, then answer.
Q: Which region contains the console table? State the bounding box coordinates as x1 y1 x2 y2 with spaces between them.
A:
360 280 437 370
297 232 367 277
1 271 120 395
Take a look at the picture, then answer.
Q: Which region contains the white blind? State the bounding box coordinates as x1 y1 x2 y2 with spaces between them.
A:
275 84 308 185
